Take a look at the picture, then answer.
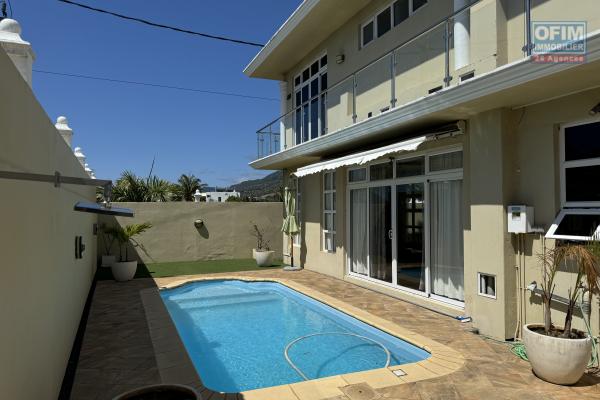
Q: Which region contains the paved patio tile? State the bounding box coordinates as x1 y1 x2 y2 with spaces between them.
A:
70 270 600 399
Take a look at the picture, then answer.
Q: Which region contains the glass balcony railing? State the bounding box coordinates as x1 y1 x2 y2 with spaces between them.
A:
255 0 599 160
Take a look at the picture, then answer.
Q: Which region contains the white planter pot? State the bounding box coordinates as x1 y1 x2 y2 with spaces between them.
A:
523 324 592 385
111 261 138 282
101 255 116 268
254 250 275 267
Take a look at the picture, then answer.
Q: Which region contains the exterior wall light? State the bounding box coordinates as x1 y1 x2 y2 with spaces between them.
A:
336 54 345 64
589 102 600 116
194 219 204 228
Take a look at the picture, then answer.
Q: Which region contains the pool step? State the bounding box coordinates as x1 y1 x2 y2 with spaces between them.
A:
174 292 281 310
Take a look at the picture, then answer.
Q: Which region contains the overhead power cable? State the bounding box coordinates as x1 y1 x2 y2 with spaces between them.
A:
33 69 278 102
57 0 265 48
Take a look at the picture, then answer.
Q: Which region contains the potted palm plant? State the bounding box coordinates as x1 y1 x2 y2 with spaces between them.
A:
523 243 599 385
99 224 116 268
105 223 152 282
251 224 274 267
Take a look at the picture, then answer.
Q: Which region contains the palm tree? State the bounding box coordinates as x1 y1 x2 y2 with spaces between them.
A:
173 174 206 201
145 176 172 202
112 171 148 202
111 171 173 202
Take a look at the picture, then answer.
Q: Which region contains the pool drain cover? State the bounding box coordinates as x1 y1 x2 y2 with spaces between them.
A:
340 383 380 400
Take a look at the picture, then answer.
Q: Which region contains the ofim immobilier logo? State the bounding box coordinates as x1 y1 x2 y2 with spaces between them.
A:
532 22 586 63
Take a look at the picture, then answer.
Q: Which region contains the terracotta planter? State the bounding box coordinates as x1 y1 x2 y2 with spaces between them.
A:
101 255 115 268
111 261 137 282
112 384 198 400
254 250 275 267
523 324 592 385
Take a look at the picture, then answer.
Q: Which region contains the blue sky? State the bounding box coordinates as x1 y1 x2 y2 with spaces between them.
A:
13 0 300 186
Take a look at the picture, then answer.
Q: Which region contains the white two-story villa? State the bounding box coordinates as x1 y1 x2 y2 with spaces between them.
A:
245 0 600 341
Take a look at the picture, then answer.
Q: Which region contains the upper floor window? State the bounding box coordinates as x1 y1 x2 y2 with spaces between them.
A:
293 55 328 146
361 0 428 48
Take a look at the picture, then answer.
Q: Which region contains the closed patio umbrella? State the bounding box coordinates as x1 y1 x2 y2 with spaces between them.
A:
282 186 300 270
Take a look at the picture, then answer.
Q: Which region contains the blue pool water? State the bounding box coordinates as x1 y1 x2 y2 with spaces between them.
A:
160 280 429 392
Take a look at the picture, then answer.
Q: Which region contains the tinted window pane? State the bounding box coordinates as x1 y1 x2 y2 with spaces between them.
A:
397 157 425 177
321 73 328 91
349 168 367 182
412 0 427 12
394 0 409 26
311 61 319 76
320 55 328 68
362 21 374 46
294 76 301 87
564 122 600 161
310 99 319 139
555 213 600 236
321 94 327 135
295 109 302 144
565 165 600 202
301 86 309 103
370 162 394 180
302 104 309 142
302 68 310 82
295 91 301 106
310 79 319 98
377 7 392 37
429 151 463 172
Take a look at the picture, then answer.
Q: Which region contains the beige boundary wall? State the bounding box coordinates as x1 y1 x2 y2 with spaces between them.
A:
0 49 98 398
284 88 600 341
98 202 283 264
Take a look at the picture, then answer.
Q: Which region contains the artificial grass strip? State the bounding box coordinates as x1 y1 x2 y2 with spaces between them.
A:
96 258 283 280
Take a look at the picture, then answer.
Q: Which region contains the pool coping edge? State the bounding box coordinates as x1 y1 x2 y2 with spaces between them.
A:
147 275 465 400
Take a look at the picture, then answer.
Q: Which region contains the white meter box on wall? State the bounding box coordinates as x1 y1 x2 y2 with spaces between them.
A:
508 205 534 233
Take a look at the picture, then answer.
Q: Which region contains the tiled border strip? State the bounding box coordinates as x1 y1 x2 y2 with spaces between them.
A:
145 275 465 400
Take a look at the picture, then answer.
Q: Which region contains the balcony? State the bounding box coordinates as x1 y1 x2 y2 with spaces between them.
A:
253 0 600 168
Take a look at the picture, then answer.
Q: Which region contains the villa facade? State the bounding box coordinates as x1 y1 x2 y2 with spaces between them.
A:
246 0 600 340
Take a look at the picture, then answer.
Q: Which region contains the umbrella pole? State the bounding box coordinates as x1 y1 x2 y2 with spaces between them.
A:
290 234 294 269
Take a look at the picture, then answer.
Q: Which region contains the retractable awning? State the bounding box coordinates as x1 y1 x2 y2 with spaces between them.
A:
293 135 426 178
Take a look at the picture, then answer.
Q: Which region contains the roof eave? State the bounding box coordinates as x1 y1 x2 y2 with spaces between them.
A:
243 0 320 80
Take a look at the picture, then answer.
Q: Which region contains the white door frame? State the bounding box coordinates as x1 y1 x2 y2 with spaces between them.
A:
345 147 465 307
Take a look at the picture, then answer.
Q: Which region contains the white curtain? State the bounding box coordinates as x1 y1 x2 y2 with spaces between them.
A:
369 186 392 283
350 189 368 275
430 180 464 301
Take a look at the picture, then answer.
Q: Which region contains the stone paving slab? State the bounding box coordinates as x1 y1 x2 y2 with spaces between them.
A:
70 269 600 399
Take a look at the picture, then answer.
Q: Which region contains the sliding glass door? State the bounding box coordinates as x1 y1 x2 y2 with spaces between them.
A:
349 189 368 275
430 179 464 302
347 149 465 306
369 186 392 283
396 183 425 292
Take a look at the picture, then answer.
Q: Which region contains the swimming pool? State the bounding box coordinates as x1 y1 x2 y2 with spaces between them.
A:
160 280 429 392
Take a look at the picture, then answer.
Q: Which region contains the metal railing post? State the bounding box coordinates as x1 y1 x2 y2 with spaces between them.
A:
524 0 532 56
352 75 357 123
257 132 260 159
444 18 452 87
390 52 396 108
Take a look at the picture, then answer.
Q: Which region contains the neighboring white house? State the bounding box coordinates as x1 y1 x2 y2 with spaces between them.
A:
198 188 240 203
